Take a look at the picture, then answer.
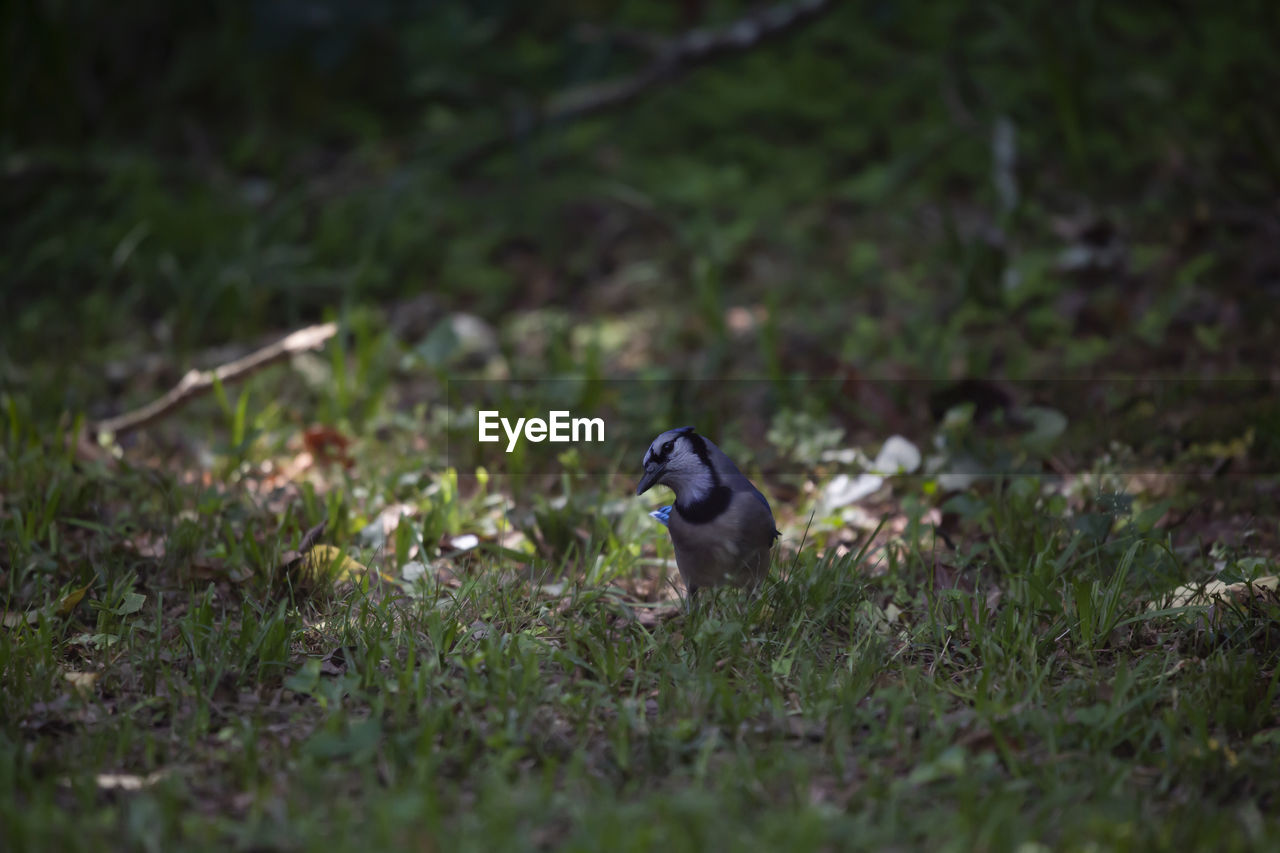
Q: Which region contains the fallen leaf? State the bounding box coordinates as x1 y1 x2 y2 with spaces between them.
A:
273 516 329 576
441 533 480 552
869 436 922 475
67 632 121 648
191 556 252 584
1157 576 1279 610
114 592 146 616
302 425 353 468
57 584 92 616
320 647 347 676
64 670 100 696
300 545 368 583
401 561 430 582
822 473 884 509
128 533 166 559
357 504 416 547
279 450 315 480
3 610 38 628
298 517 328 553
295 545 396 586
95 770 168 791
1152 576 1280 630
1018 406 1068 451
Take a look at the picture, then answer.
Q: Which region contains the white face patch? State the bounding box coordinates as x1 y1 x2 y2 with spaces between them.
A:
659 460 714 502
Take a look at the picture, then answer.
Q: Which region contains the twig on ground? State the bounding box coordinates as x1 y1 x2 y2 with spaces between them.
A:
93 322 338 439
455 0 833 172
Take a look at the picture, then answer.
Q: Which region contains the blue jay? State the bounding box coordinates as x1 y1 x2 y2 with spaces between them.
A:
636 426 779 595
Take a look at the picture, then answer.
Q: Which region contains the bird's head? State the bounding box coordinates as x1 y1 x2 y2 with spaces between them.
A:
635 426 706 497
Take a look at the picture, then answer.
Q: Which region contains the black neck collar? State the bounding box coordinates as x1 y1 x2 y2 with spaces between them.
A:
676 484 732 524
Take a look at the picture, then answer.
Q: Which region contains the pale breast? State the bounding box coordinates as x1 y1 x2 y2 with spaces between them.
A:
668 490 775 589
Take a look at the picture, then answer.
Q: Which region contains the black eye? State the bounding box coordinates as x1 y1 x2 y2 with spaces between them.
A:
661 440 674 455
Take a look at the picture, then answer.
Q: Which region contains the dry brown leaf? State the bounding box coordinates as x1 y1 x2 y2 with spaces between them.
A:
274 517 328 575
190 556 252 584
298 517 328 553
320 647 348 676
302 425 354 468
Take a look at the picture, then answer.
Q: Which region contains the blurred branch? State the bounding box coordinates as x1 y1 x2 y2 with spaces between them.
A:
93 322 338 439
572 23 668 57
456 0 833 172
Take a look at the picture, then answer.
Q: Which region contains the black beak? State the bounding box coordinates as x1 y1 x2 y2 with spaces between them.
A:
635 466 661 496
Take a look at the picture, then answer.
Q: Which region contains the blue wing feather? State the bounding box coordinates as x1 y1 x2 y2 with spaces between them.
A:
746 487 780 539
649 505 673 526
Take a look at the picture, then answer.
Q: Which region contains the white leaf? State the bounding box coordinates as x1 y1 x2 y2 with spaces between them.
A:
449 534 480 551
401 561 429 582
95 770 167 791
823 473 884 509
870 435 922 475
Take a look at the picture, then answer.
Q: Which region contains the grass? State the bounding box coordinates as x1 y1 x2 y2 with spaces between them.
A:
2 386 1279 850
4 1 1280 848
